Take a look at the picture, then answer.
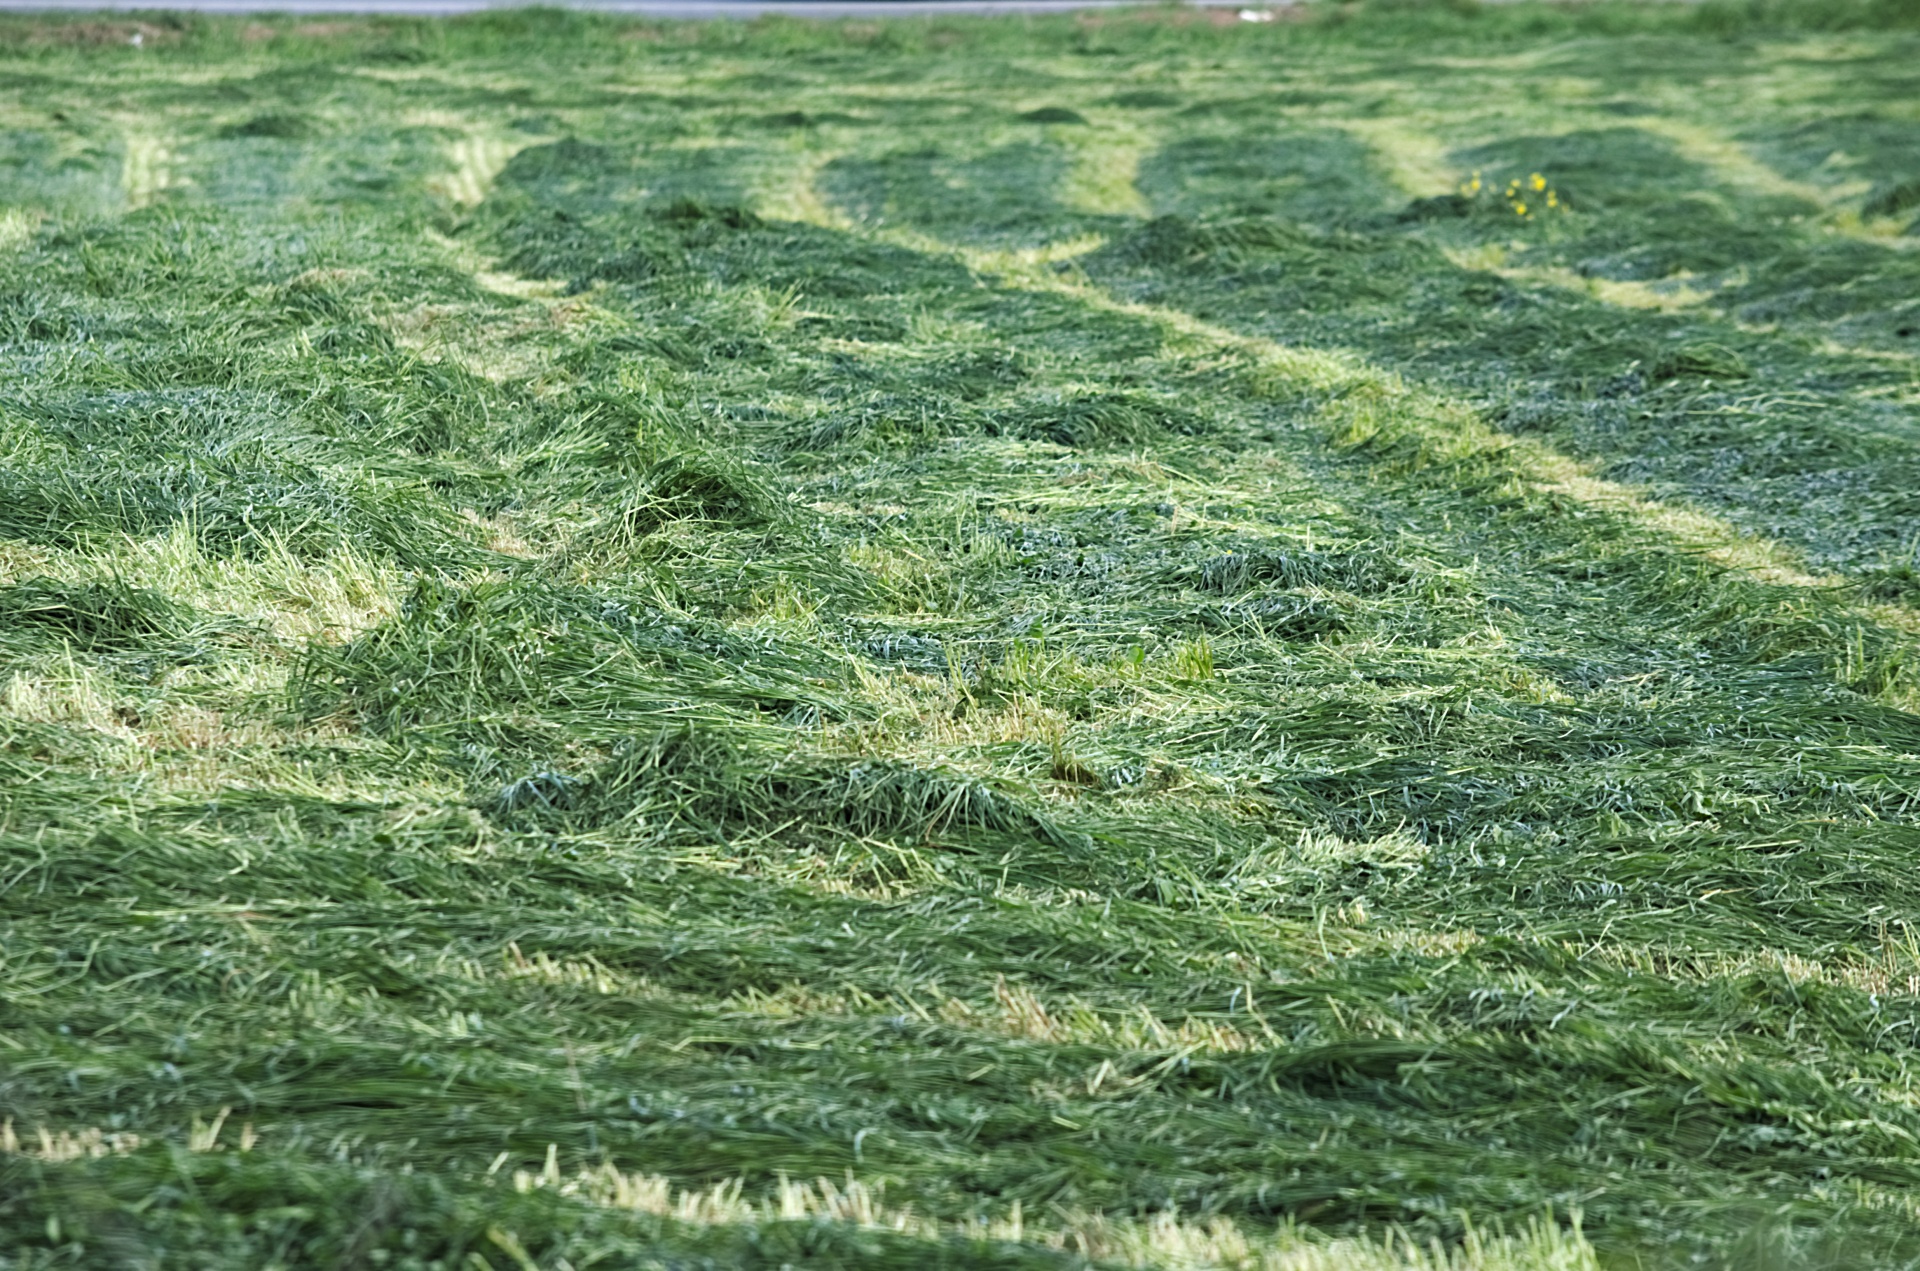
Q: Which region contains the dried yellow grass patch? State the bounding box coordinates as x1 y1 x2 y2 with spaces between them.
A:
120 133 171 208
1058 124 1156 218
431 133 530 208
517 1158 1598 1271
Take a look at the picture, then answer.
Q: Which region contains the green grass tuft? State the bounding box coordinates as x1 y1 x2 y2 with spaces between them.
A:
5 4 1920 1268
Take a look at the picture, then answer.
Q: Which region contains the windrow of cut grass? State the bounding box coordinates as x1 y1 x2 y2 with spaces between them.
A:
4 3 1920 1269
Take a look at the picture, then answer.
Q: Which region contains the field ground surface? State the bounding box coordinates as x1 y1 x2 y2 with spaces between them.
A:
0 3 1184 19
3 2 1920 1267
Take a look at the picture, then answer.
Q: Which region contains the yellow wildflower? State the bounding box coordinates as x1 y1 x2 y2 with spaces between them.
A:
1530 173 1546 191
1513 201 1528 216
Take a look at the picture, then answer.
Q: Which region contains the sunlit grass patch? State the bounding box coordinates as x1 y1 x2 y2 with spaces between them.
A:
523 1163 1603 1271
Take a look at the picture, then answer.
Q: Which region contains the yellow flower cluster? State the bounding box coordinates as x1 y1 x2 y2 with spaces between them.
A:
1460 169 1563 218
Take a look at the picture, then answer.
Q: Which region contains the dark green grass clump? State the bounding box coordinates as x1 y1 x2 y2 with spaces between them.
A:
295 577 844 747
5 5 1920 1270
528 723 1072 851
0 576 190 650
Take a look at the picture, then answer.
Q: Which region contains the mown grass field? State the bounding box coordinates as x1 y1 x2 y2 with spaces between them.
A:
2 1 1920 1266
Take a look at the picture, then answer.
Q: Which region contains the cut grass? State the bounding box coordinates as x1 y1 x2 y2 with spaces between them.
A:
4 2 1920 1268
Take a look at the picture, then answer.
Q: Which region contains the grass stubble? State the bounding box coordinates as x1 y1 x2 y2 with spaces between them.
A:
3 0 1920 1266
